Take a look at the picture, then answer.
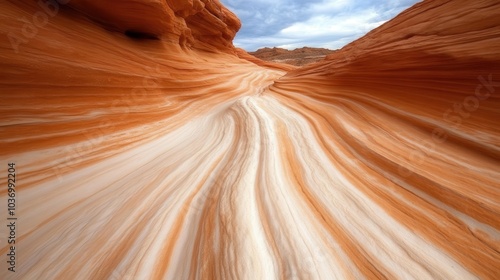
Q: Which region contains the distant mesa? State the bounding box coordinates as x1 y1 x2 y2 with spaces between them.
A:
249 47 336 66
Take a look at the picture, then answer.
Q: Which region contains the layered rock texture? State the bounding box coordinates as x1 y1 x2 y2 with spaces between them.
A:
1 0 499 279
250 47 336 66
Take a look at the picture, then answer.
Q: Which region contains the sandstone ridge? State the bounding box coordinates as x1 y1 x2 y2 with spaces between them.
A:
250 46 336 66
65 0 241 52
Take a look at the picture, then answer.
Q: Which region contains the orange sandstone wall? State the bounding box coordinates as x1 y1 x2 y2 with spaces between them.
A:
271 0 500 277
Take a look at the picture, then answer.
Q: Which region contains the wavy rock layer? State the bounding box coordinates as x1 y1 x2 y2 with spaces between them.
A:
1 0 499 279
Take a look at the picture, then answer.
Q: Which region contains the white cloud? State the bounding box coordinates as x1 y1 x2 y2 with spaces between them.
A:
223 0 420 51
280 9 384 38
307 0 353 14
277 35 357 50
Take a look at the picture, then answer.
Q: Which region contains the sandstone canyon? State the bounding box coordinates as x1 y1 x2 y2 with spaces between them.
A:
1 0 499 279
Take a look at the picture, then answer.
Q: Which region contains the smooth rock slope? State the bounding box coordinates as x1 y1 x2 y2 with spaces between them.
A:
0 0 499 279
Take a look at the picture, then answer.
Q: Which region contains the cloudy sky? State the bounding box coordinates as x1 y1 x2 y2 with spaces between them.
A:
220 0 421 51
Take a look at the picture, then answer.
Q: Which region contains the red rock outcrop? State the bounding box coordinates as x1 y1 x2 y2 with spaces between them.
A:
236 48 297 71
62 0 240 52
0 0 499 279
250 46 336 66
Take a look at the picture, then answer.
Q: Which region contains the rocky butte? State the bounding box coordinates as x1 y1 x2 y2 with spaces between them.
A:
250 47 336 66
0 0 499 279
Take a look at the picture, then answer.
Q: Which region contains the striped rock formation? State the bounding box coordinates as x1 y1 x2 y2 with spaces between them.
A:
1 0 499 279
